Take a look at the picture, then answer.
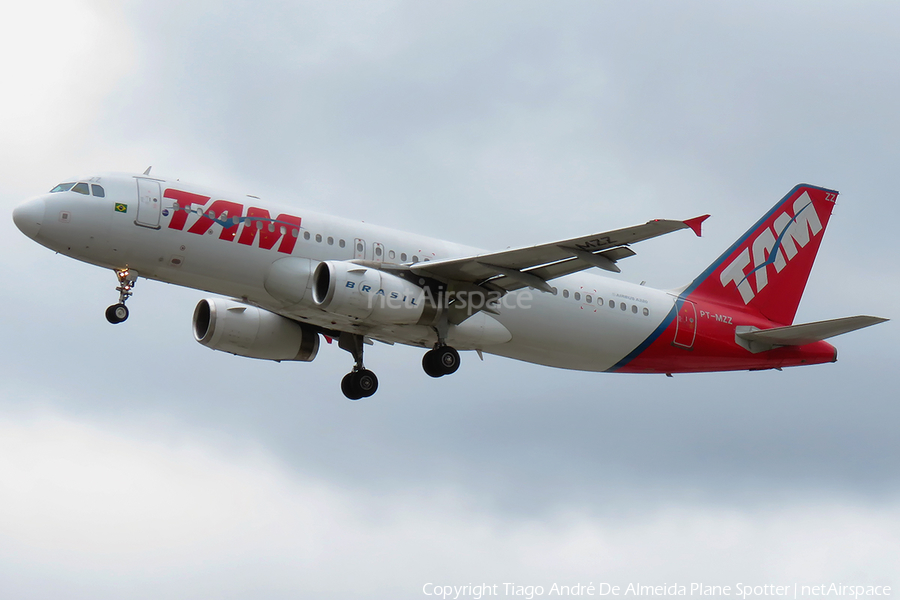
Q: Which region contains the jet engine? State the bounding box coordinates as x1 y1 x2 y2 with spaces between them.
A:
311 260 441 326
192 298 319 361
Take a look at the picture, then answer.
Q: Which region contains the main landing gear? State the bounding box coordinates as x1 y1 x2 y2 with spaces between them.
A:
422 318 461 378
339 332 378 400
422 345 460 378
105 267 137 324
335 330 460 400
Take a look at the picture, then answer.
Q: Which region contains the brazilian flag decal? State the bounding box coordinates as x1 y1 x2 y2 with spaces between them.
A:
114 203 128 213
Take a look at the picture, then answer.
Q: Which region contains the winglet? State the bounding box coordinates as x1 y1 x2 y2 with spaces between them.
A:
683 214 710 237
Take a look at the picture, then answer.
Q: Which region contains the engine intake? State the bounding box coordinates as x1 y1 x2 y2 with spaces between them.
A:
193 298 319 361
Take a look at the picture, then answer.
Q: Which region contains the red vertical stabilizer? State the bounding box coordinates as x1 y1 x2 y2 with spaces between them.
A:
686 184 837 325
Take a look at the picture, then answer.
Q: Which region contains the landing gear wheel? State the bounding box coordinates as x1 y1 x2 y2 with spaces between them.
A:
105 303 129 324
435 346 460 375
341 373 364 400
355 369 378 397
341 369 379 400
423 346 460 377
422 350 444 378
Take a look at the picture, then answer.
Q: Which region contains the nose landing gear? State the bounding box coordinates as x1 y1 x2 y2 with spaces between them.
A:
105 267 137 324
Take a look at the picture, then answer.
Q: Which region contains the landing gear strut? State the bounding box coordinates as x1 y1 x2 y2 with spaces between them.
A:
339 332 378 400
106 267 136 324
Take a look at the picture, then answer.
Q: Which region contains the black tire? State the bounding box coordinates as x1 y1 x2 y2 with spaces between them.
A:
105 303 129 324
435 346 460 375
422 350 444 378
341 372 363 400
356 369 378 397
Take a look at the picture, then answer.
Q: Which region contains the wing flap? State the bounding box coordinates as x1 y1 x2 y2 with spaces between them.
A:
487 248 638 292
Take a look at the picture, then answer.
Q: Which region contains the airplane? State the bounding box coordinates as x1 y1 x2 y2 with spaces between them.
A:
12 171 887 399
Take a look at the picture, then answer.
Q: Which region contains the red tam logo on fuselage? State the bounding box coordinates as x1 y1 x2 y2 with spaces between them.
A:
164 188 302 254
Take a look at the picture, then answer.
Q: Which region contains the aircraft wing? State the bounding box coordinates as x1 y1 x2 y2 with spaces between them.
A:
409 215 709 293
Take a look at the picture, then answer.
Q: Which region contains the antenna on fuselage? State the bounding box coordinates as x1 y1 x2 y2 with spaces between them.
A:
143 166 152 175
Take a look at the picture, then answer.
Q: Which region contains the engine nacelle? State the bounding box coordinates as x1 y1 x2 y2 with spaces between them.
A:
192 298 319 361
311 260 441 326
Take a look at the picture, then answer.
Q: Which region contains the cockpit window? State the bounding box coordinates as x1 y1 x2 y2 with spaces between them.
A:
91 184 105 197
72 182 90 195
50 182 75 193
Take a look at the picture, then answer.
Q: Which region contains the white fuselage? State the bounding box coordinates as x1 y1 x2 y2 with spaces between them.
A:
18 173 675 371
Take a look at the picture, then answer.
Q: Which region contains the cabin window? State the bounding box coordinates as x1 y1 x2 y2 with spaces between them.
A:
609 300 615 308
339 239 346 248
597 297 603 305
620 302 627 311
303 231 310 240
400 253 408 261
389 250 396 260
643 307 650 316
412 255 419 263
574 292 581 301
632 305 638 314
563 290 569 298
316 234 322 243
327 236 334 245
585 294 592 303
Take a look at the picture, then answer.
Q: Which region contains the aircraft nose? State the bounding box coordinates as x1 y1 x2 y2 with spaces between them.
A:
12 196 45 239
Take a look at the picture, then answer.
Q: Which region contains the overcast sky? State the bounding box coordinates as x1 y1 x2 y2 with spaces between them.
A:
1 1 898 598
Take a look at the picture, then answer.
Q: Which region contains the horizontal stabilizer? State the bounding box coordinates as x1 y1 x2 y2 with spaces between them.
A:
736 315 888 353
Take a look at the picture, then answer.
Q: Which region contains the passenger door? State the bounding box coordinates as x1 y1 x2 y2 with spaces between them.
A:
673 299 698 349
135 179 162 229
